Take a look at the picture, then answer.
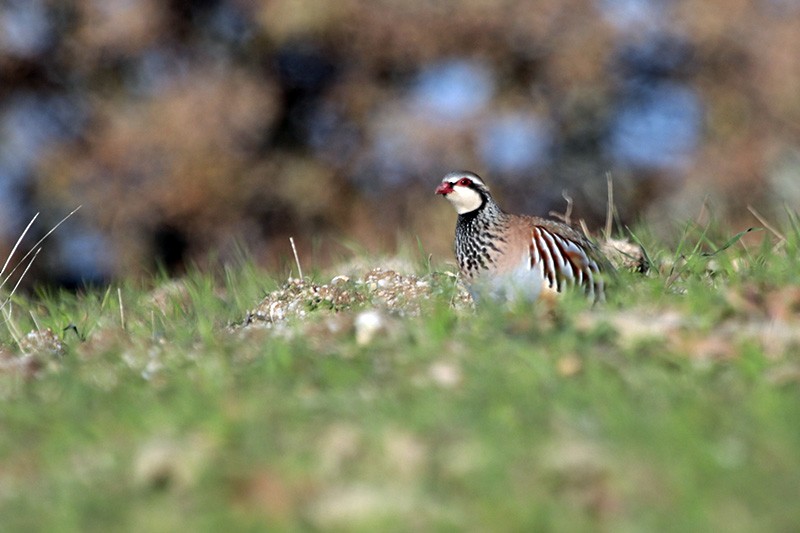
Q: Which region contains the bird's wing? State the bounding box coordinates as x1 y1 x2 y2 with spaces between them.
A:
525 218 605 300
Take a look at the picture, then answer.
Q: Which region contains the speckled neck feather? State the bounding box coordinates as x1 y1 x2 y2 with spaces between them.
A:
455 194 508 280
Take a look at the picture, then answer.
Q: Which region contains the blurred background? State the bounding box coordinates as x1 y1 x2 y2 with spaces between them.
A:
1 0 800 287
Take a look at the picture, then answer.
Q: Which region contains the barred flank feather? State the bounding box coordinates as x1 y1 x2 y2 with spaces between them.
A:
530 226 603 300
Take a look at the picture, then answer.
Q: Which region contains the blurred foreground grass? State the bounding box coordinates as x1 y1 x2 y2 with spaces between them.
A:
2 221 800 532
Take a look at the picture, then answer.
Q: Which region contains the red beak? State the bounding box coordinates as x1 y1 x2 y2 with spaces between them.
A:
435 182 453 195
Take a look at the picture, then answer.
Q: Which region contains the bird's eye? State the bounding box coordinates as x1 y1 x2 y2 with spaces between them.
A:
457 178 472 186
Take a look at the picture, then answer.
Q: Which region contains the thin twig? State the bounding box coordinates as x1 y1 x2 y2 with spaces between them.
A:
579 219 591 240
548 191 574 225
605 172 614 239
0 247 41 312
696 196 710 226
29 310 41 331
2 305 23 350
0 206 82 292
289 237 303 279
117 287 125 330
0 213 38 280
562 190 573 226
747 205 786 243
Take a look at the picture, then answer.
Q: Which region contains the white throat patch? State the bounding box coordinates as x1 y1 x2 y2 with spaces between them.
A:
445 185 483 214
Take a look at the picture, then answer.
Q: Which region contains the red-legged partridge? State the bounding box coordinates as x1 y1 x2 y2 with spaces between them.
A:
435 171 609 302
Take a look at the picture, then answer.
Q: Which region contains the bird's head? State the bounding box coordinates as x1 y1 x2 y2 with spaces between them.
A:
435 171 491 214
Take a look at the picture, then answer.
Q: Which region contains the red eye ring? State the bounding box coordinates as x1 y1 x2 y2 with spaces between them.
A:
457 177 472 186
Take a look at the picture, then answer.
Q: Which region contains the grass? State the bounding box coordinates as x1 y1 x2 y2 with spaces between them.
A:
2 219 800 532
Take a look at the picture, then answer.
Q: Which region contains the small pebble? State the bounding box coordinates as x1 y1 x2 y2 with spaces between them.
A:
354 310 384 346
